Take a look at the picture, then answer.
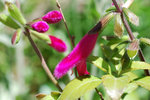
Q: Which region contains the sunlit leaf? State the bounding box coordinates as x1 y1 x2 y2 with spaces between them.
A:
59 75 101 100
136 76 150 91
102 75 130 100
140 38 150 46
123 82 138 94
122 61 150 73
123 72 138 81
87 56 111 74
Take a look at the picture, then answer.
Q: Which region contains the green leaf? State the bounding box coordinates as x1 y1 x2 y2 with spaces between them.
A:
123 72 138 81
121 52 131 71
114 13 124 37
5 1 26 25
136 76 150 91
59 75 101 100
123 82 138 94
127 40 139 59
87 56 111 74
102 75 130 100
0 13 20 29
123 7 139 26
130 61 150 70
122 61 150 73
140 38 150 46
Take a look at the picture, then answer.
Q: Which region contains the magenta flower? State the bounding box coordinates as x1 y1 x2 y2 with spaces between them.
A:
48 35 67 52
54 33 98 79
42 11 63 24
32 21 49 33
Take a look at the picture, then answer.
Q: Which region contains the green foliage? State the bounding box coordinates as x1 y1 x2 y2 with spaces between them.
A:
136 77 150 91
59 75 101 100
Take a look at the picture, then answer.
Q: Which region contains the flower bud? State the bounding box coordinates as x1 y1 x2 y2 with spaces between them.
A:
127 39 139 59
42 11 63 24
31 21 49 33
114 13 124 37
0 13 20 29
11 29 22 45
30 30 51 44
5 1 26 25
123 7 139 26
48 35 67 52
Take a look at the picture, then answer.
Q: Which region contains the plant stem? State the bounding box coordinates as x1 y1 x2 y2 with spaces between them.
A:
56 0 75 48
112 0 150 76
55 0 78 78
95 88 104 100
24 28 63 92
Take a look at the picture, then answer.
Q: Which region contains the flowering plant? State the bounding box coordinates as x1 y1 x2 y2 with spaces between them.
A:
0 0 150 100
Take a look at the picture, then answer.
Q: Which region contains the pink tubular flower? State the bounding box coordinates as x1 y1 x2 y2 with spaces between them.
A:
42 11 63 24
48 35 67 52
32 21 49 33
54 33 98 79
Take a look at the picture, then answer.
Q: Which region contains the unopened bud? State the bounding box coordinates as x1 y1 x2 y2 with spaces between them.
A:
114 13 124 37
123 7 139 26
31 21 49 33
11 29 22 45
127 39 139 59
5 1 26 25
42 10 63 24
30 30 51 44
0 14 20 29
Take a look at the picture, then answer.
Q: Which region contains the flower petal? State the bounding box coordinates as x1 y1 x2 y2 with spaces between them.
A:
48 35 67 52
76 59 90 76
54 33 98 79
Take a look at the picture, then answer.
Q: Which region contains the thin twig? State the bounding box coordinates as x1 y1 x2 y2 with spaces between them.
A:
24 28 63 92
55 0 78 78
95 88 104 100
112 0 150 76
56 0 75 47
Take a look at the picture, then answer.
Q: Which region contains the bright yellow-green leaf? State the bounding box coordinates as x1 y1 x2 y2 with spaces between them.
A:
87 56 111 74
136 77 150 91
140 38 150 46
59 75 101 100
130 61 150 70
123 72 138 81
123 82 138 93
102 75 130 100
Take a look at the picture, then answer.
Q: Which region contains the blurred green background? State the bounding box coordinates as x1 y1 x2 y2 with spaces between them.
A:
0 0 150 100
